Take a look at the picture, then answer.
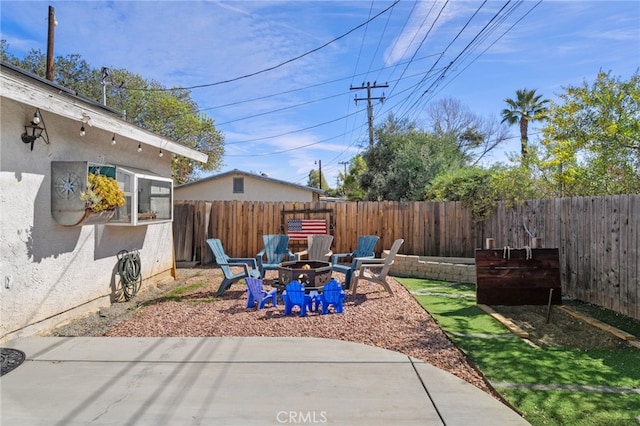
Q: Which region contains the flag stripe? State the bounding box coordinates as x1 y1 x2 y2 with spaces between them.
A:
287 219 327 240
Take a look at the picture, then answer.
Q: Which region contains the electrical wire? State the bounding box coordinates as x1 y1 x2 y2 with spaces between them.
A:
225 107 367 145
393 0 488 120
131 1 542 182
215 91 348 127
423 1 543 103
383 0 446 103
122 0 400 93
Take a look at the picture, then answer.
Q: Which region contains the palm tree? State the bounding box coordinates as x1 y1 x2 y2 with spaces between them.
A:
501 89 550 159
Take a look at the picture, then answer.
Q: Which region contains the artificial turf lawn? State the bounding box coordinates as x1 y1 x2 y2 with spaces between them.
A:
500 390 640 426
456 337 640 387
397 277 640 426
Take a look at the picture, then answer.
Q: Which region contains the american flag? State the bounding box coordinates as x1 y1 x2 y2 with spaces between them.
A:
287 219 327 241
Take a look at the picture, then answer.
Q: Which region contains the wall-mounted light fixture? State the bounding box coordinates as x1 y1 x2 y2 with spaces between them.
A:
80 112 91 137
21 108 50 151
111 134 117 145
159 149 164 158
137 144 142 153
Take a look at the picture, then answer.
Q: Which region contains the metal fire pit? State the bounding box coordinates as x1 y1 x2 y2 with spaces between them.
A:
278 260 332 288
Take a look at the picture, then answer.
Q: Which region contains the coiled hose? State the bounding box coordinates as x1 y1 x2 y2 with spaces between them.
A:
117 249 141 301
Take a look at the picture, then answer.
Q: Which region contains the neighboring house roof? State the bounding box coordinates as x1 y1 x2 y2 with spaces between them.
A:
176 169 327 195
0 61 207 163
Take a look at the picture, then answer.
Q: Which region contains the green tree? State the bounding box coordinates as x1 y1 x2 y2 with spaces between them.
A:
340 155 367 201
488 160 550 205
540 71 640 195
501 89 550 159
0 44 223 184
307 169 330 192
0 40 9 62
359 115 466 201
425 167 497 221
109 71 224 184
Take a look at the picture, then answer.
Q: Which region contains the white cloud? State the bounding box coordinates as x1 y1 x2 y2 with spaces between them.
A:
2 1 638 187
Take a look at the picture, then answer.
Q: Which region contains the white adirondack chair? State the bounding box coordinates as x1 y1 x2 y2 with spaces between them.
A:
295 234 334 262
350 239 404 296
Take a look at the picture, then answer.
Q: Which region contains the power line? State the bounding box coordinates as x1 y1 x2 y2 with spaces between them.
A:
225 122 369 157
396 0 490 120
225 107 366 145
227 1 540 171
122 0 400 93
424 1 543 105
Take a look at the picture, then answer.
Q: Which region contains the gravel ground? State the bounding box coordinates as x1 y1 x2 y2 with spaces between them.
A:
48 266 494 396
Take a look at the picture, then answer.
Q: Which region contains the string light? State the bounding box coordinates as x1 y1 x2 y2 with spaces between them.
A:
80 126 85 137
111 134 116 145
137 144 142 152
159 150 164 157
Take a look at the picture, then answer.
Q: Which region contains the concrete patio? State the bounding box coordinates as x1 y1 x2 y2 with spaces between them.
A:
1 336 530 425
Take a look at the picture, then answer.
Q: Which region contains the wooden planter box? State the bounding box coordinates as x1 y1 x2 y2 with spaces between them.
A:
475 248 561 305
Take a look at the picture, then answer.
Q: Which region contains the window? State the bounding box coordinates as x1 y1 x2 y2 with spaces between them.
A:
233 177 244 194
109 166 173 226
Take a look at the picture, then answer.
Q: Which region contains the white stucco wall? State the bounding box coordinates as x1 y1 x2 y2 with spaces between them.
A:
1 98 175 341
175 173 316 202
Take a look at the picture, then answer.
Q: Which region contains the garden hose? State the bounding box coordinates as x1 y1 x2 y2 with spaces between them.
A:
117 249 141 301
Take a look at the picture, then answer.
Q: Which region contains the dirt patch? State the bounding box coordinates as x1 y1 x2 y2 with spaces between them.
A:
47 268 205 338
490 304 629 350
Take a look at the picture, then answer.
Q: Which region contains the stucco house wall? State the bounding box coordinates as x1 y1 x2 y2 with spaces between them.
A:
174 169 324 202
0 63 206 342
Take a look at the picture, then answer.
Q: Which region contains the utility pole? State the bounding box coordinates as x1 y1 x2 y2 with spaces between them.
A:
351 81 388 149
315 160 322 190
338 161 349 177
45 6 56 81
101 67 110 106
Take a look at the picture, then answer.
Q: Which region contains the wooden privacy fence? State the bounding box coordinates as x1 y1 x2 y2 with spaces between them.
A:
479 195 639 320
173 196 639 320
173 200 477 262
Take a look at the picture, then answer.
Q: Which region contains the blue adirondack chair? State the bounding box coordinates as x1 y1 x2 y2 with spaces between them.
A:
282 281 313 317
245 277 277 310
331 235 379 289
315 279 346 314
206 238 262 296
256 234 295 277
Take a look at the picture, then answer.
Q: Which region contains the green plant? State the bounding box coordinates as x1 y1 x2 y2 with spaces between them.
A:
80 173 125 212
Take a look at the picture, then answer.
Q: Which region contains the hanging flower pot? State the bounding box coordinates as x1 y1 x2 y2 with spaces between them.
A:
72 208 117 226
68 173 126 226
51 162 126 227
54 172 125 226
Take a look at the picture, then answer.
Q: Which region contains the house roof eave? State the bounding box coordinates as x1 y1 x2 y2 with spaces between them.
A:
176 169 327 195
0 62 208 164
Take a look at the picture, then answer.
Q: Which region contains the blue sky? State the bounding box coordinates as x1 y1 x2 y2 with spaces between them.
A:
2 1 639 187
